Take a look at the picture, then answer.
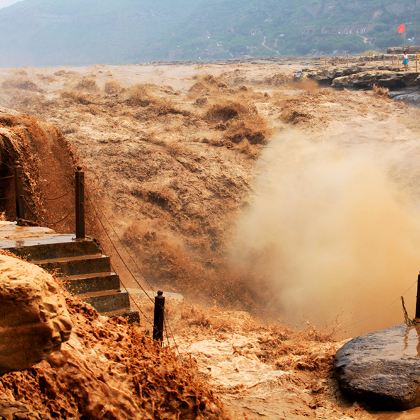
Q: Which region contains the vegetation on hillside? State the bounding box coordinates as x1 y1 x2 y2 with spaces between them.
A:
0 0 418 65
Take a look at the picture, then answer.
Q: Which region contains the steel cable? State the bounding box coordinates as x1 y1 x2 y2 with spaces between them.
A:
47 211 72 227
86 196 154 326
86 174 158 295
339 280 418 333
164 312 180 357
87 193 155 304
86 192 181 351
44 191 72 201
80 175 180 349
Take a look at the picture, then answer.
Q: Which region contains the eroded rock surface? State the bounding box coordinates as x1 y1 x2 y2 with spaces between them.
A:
332 71 420 90
304 66 401 86
302 65 420 106
390 90 420 106
335 324 420 410
0 253 72 374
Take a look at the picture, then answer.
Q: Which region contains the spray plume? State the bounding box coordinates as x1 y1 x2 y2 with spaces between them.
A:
230 124 420 337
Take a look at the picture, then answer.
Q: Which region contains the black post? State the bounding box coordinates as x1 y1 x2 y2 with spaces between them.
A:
14 163 24 222
416 272 420 321
153 291 165 343
75 167 85 240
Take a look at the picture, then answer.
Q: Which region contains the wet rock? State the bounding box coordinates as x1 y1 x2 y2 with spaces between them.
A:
305 66 364 85
304 66 402 87
335 324 420 410
0 253 72 375
390 89 420 107
332 71 419 90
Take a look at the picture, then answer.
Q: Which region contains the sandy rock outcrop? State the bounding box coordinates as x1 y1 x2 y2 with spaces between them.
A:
0 253 72 375
303 66 401 86
332 71 420 90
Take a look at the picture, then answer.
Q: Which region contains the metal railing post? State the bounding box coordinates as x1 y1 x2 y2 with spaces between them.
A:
153 291 165 343
75 167 85 239
416 272 420 321
14 162 24 222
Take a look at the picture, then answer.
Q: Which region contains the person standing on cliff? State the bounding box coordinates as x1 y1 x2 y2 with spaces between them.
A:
402 51 409 71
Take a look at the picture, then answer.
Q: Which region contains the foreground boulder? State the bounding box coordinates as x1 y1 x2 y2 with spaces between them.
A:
335 324 420 410
0 253 72 374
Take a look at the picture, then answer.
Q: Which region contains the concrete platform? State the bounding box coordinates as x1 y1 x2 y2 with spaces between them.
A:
0 221 139 322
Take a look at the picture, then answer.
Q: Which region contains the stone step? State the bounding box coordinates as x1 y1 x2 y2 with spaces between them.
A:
3 235 101 261
79 290 130 313
104 309 140 324
63 272 121 295
34 254 111 276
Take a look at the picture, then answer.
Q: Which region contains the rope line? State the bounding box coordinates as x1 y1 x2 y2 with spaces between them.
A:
86 196 154 325
87 194 155 304
89 202 153 325
109 259 153 326
90 190 157 295
86 190 180 352
47 211 72 227
340 280 418 332
86 174 157 296
164 312 180 357
21 192 70 228
44 191 72 202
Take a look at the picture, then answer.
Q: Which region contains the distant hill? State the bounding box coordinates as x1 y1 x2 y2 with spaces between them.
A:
0 0 21 8
0 0 419 66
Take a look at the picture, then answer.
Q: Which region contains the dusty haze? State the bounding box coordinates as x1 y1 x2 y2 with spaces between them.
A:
1 61 420 341
230 119 420 336
1 60 420 417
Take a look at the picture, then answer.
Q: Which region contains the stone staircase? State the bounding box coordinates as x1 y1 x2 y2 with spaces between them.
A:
0 223 139 322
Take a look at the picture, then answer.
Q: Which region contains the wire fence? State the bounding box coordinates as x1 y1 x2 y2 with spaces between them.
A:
85 194 181 350
47 211 72 227
85 195 165 333
12 167 419 352
337 279 418 334
44 191 72 202
87 198 180 350
0 165 177 346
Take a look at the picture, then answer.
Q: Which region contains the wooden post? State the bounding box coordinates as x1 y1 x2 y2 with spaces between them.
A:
75 167 85 240
153 291 165 343
14 163 24 222
416 272 420 321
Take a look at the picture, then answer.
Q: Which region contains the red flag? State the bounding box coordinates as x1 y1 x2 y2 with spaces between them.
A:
397 23 405 34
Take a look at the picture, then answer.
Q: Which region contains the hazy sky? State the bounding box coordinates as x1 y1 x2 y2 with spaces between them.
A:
0 0 20 8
